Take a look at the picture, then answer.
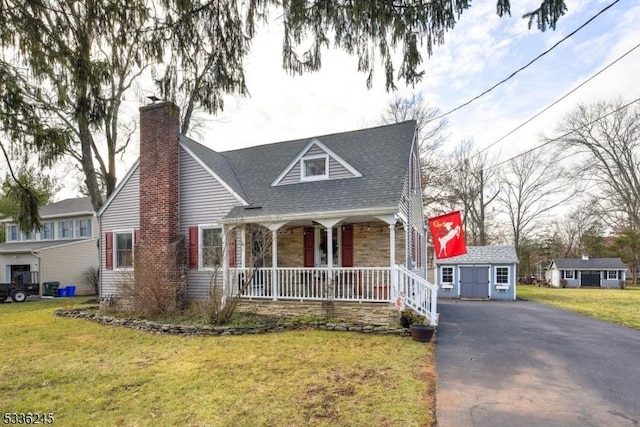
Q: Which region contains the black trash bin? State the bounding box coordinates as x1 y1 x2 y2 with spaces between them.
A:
44 282 60 297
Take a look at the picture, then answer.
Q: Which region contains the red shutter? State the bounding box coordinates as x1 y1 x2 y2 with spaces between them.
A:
228 228 236 268
134 229 140 245
188 226 199 269
105 232 113 270
303 227 315 267
342 225 353 267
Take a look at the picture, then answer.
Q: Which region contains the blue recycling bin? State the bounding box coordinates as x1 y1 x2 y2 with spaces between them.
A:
66 285 76 297
57 287 68 297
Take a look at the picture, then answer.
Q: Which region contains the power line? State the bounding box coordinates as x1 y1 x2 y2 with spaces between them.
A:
494 96 640 168
430 0 621 123
476 41 640 157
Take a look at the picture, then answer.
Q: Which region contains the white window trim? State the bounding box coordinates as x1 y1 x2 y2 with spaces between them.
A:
199 224 224 271
301 154 329 182
607 270 618 280
441 266 454 285
494 266 511 285
565 270 575 279
113 229 134 271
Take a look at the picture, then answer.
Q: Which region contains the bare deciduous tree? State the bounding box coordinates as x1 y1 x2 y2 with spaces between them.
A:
443 139 499 246
552 98 640 231
496 149 576 256
380 93 449 209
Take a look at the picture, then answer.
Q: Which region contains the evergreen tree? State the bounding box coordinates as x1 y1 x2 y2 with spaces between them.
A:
0 0 568 231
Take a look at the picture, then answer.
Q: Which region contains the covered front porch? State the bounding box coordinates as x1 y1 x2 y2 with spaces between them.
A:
220 213 437 324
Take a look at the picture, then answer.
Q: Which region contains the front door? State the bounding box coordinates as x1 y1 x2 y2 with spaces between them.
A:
460 266 489 298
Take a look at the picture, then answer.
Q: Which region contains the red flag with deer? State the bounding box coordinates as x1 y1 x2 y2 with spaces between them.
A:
428 211 467 259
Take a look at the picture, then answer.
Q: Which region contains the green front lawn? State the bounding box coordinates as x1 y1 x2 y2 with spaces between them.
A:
518 285 640 330
0 298 435 426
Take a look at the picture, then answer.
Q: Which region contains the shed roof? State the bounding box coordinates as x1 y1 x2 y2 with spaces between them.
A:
552 258 627 270
435 246 519 265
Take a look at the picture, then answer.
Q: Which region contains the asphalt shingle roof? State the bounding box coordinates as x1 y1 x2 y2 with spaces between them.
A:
435 246 519 264
0 239 93 254
552 258 627 270
181 121 417 220
40 197 94 217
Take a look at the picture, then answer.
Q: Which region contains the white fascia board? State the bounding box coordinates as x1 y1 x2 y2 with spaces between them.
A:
271 138 362 186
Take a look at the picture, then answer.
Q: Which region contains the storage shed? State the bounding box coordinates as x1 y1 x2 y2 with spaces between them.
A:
547 256 627 288
435 246 518 300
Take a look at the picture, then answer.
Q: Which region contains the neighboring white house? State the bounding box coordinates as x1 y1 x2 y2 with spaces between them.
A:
0 197 99 296
547 256 627 288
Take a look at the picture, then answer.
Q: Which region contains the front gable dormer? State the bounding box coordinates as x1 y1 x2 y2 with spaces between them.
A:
272 138 362 186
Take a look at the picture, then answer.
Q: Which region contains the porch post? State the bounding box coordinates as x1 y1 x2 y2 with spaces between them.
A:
326 226 334 281
389 223 396 289
221 224 229 308
271 229 278 300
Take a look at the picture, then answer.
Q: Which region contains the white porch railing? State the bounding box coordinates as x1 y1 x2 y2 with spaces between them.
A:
394 264 438 325
231 267 391 302
229 265 438 325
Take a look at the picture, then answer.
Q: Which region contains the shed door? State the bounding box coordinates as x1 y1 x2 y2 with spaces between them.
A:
460 266 489 298
581 271 601 287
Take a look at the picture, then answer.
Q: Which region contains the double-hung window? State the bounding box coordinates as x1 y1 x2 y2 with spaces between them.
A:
607 270 618 280
42 222 54 240
441 267 453 283
564 270 575 279
76 219 92 238
7 225 19 242
201 227 223 269
115 231 133 269
59 220 73 238
496 267 509 284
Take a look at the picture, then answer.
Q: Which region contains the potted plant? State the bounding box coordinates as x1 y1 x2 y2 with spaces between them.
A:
400 310 435 342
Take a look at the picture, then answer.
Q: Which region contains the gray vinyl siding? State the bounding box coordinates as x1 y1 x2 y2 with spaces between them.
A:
179 149 242 300
328 157 354 179
40 239 99 295
279 162 302 185
100 167 140 296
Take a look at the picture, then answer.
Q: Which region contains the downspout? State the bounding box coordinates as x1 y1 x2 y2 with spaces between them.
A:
30 250 42 297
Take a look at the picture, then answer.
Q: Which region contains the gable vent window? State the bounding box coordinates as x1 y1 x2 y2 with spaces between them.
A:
301 155 328 181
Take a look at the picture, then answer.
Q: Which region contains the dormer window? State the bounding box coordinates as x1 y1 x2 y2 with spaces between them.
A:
301 155 328 181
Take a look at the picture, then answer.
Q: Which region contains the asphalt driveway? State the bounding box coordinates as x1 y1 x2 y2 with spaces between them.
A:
436 300 640 427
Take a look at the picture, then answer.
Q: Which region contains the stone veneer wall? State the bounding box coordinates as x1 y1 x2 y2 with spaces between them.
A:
236 300 400 326
247 222 407 268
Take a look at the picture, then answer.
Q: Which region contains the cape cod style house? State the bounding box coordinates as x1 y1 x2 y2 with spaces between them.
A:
0 197 99 296
98 103 437 324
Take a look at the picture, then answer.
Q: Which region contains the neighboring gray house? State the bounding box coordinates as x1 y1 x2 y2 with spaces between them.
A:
0 197 99 296
435 246 519 301
547 256 627 288
98 102 436 324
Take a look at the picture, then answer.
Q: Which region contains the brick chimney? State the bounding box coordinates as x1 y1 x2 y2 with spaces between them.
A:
135 102 186 311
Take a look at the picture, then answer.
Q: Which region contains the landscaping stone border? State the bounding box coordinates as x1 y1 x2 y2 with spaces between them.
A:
55 308 412 337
